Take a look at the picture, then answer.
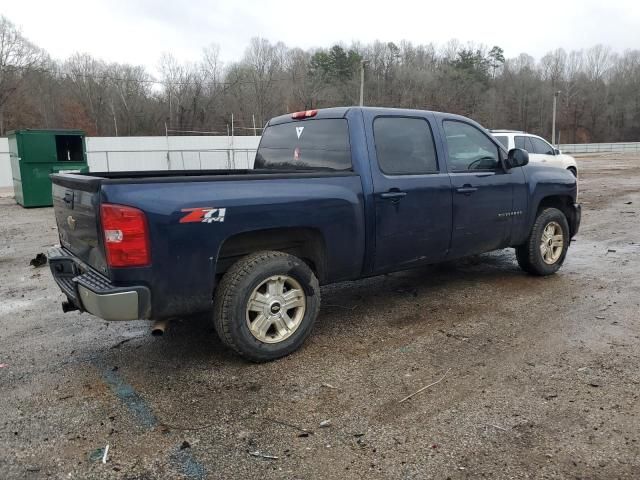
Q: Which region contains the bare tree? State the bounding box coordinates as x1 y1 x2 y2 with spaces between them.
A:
108 63 155 135
241 38 287 125
3 11 640 144
0 16 46 135
159 53 207 132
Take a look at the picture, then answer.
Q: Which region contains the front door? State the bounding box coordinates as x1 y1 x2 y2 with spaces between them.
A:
366 113 453 272
441 119 516 258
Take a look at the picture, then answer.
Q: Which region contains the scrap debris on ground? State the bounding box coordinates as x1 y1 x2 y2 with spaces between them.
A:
28 252 47 268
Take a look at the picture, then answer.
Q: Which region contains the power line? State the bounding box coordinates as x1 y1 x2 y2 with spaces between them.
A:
166 129 228 135
4 64 303 87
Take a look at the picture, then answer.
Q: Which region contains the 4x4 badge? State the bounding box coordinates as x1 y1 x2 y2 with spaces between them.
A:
180 207 226 224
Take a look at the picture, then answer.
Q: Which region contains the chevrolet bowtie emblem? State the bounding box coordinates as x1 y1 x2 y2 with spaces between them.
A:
66 215 77 230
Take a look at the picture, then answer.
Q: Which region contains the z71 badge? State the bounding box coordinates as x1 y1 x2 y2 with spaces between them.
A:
180 207 226 223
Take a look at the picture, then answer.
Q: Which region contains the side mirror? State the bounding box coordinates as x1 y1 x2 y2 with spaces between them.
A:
554 148 561 155
506 148 529 169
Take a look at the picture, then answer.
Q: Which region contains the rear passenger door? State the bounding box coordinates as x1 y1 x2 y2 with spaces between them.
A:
442 119 515 257
365 113 453 272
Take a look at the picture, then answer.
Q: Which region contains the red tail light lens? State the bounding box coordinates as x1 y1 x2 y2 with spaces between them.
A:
291 109 317 119
100 203 150 267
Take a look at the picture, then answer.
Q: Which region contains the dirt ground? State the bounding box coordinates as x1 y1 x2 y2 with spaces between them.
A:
1 154 639 479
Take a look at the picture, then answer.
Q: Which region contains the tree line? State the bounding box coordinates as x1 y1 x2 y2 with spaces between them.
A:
1 15 639 143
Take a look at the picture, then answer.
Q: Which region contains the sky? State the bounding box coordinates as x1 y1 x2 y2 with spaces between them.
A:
1 0 639 75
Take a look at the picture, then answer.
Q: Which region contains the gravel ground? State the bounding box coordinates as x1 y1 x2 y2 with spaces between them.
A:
1 154 639 479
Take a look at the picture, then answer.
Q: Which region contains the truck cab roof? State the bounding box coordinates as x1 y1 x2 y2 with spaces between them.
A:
268 106 477 126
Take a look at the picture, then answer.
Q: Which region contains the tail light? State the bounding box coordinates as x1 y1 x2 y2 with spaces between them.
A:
100 203 151 267
291 109 317 119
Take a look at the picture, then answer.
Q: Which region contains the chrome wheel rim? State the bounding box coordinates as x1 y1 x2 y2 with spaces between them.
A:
245 275 306 344
540 221 564 264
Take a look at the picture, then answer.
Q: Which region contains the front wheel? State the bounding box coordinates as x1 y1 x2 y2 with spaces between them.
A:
213 251 320 362
516 207 570 276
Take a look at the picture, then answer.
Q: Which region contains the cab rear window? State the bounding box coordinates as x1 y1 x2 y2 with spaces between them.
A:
254 119 351 171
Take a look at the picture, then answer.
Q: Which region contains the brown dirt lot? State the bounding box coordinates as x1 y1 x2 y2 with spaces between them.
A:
1 154 639 479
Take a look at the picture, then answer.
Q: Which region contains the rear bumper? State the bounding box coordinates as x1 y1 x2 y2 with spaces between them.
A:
570 203 581 237
48 247 151 321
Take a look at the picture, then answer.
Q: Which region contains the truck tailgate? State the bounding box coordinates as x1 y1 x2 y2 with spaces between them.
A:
52 178 108 275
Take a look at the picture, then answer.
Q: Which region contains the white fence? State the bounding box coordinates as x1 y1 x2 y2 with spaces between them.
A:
560 142 640 154
2 135 637 191
0 136 261 190
86 136 260 172
0 139 9 188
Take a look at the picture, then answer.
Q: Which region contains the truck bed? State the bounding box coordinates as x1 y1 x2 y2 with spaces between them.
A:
51 169 356 190
50 167 366 319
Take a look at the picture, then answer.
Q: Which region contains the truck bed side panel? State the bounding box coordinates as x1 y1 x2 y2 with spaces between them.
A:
101 175 365 318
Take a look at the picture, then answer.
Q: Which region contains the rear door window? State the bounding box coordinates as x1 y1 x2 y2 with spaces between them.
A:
373 117 438 175
255 119 351 171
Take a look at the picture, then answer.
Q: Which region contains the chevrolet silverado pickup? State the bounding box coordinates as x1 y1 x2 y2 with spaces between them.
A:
48 107 581 361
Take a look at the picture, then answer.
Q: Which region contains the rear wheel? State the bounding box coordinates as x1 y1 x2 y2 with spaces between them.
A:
213 251 320 362
516 207 570 276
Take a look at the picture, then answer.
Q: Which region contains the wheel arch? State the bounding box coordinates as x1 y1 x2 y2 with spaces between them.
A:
216 227 328 283
535 195 578 237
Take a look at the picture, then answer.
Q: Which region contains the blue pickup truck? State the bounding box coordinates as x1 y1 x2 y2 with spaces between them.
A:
49 107 580 361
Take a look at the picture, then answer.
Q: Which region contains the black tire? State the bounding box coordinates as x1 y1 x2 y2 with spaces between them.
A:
567 167 577 178
516 207 570 276
213 251 320 362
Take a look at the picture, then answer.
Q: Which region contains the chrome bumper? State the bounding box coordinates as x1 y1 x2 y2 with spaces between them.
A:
77 285 141 321
48 247 151 321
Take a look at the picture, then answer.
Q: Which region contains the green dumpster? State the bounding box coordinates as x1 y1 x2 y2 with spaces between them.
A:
8 129 89 207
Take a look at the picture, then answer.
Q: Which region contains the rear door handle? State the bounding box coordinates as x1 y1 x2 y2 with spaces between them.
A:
456 186 478 195
380 191 407 200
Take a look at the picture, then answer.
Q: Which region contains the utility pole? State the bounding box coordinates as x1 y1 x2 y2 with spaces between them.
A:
359 60 367 107
110 102 118 137
552 90 561 146
252 114 257 136
164 120 170 170
168 85 172 126
230 113 235 169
